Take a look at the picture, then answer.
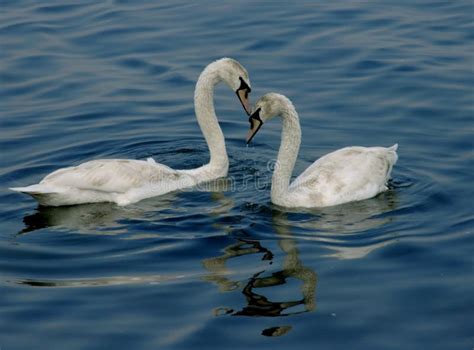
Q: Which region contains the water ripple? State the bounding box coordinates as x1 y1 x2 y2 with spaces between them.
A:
1 1 472 349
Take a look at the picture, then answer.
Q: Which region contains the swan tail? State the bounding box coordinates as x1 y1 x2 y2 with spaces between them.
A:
10 185 70 206
382 144 399 181
10 184 58 195
389 143 398 152
387 144 399 164
146 157 157 165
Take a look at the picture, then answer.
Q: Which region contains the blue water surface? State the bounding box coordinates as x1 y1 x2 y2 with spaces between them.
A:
1 1 473 349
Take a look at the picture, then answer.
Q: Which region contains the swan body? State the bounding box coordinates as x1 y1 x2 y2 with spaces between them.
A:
11 58 252 206
246 93 398 208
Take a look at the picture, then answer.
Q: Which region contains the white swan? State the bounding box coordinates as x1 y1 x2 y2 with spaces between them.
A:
246 93 398 208
11 58 252 206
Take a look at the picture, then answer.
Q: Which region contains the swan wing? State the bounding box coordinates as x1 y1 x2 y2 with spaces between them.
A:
40 159 180 193
291 146 398 204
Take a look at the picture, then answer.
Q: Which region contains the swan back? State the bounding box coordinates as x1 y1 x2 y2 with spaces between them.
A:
289 145 398 207
11 159 190 206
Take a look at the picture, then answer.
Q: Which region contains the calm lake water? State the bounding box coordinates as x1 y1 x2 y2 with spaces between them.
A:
1 1 473 349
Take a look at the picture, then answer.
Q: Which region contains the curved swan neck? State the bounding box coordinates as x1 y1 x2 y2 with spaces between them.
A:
271 103 301 204
194 65 228 172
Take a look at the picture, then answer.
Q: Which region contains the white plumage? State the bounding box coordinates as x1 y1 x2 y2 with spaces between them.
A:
10 58 252 206
12 159 186 206
288 145 398 207
246 93 398 208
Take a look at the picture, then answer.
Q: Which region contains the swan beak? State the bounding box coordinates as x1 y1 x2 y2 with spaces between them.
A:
237 88 252 116
246 108 263 144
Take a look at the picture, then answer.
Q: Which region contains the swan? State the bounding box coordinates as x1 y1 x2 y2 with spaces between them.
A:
246 93 398 208
10 58 252 206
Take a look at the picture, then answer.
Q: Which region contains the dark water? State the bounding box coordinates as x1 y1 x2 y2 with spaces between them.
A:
1 1 473 349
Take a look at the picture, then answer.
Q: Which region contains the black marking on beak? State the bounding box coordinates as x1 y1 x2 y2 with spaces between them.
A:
246 107 263 144
236 77 252 115
238 77 251 93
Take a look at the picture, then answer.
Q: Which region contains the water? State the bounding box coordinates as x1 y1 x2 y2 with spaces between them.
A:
1 1 473 349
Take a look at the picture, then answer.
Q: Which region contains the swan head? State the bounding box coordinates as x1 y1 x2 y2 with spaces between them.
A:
246 93 294 144
212 58 252 115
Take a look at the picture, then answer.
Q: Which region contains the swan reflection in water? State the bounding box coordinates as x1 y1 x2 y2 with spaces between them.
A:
17 177 235 235
19 202 132 235
16 177 399 334
202 210 317 337
289 187 400 260
203 187 400 336
14 184 235 289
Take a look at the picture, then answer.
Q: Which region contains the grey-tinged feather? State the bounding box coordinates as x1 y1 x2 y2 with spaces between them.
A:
41 159 181 193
